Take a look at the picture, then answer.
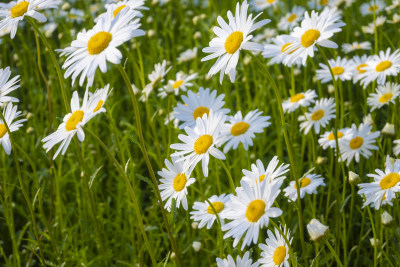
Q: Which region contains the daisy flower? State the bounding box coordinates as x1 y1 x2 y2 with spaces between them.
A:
140 60 171 101
298 98 336 134
0 66 20 105
358 48 400 88
170 111 226 177
342 41 371 53
367 82 400 111
284 173 325 201
307 0 336 10
258 226 292 267
282 89 317 113
94 0 148 23
307 219 329 241
358 155 400 210
352 55 373 83
190 193 231 229
277 6 305 31
262 35 300 66
316 57 354 83
339 123 380 165
220 109 271 153
0 102 26 155
318 127 350 150
393 140 400 156
174 87 230 129
250 0 279 11
88 84 112 115
253 28 276 43
58 7 144 87
0 0 60 39
157 72 197 98
177 47 198 63
360 0 384 16
42 88 103 160
222 180 282 250
241 156 290 187
158 157 196 211
216 251 259 267
284 8 345 66
201 0 270 83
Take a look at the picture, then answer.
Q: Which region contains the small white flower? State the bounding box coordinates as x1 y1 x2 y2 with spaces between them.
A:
342 41 371 53
0 66 20 105
367 82 400 111
307 219 329 241
348 171 360 185
282 89 317 113
316 57 354 83
258 226 292 267
140 60 172 101
158 72 197 98
177 47 198 63
381 211 393 225
216 251 259 267
0 102 26 155
318 127 351 150
298 98 336 134
284 173 325 201
190 194 231 229
192 241 202 252
381 123 395 136
277 6 305 31
360 0 384 16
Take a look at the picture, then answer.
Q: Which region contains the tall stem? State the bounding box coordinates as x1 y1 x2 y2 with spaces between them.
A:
324 239 344 267
117 64 183 267
249 52 307 266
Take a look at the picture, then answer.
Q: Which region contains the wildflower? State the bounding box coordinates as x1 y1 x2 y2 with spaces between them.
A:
258 226 292 267
158 72 197 98
216 251 259 267
352 55 373 84
307 219 329 241
220 110 271 153
262 35 300 66
190 194 231 229
381 211 393 226
284 174 325 201
360 0 384 16
381 123 395 136
192 241 202 252
342 41 371 53
277 6 305 31
316 57 354 83
94 0 148 23
177 47 198 63
250 0 279 11
298 98 336 134
348 171 360 185
0 67 20 105
158 157 196 211
318 128 350 150
282 90 317 113
141 60 171 101
201 0 270 83
367 82 400 111
0 103 26 155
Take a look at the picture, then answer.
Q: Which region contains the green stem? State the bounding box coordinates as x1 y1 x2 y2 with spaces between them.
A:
324 239 344 267
219 160 236 193
367 206 378 267
117 64 183 267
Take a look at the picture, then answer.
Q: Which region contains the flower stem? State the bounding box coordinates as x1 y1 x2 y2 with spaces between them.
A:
117 64 183 267
219 160 235 193
324 239 344 267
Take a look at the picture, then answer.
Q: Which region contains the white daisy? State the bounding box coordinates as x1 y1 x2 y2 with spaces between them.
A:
157 72 197 98
0 102 26 155
277 6 305 31
140 60 171 101
358 48 400 88
88 84 112 115
352 55 373 83
42 88 103 160
262 35 301 66
253 28 277 43
222 180 282 250
284 8 345 65
0 0 60 39
58 7 144 87
283 173 325 201
358 155 400 210
94 0 148 23
298 98 336 134
318 127 351 150
342 41 371 53
258 226 292 267
174 87 230 129
307 219 329 241
360 0 384 16
307 0 337 10
177 47 198 63
339 123 380 165
241 156 290 187
220 109 271 153
170 111 226 177
216 251 259 267
0 66 20 105
367 82 400 111
190 193 231 229
282 89 317 113
316 57 354 83
201 0 270 83
250 0 279 11
393 139 400 156
158 157 196 212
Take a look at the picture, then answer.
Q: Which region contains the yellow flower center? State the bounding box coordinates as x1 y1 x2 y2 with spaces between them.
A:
113 5 126 17
294 177 311 189
379 93 393 103
259 174 266 182
301 29 320 48
93 100 104 112
357 64 368 74
172 80 184 89
382 193 386 201
230 122 250 136
311 109 324 121
65 110 84 131
328 131 344 141
246 199 266 222
290 93 305 103
192 106 209 120
0 124 7 138
349 136 363 149
194 134 213 154
380 173 400 190
225 31 243 54
87 31 112 55
319 0 329 4
10 1 29 18
287 14 297 22
332 66 344 75
207 201 225 214
173 173 187 191
376 61 392 72
273 246 287 265
368 5 378 12
267 0 276 3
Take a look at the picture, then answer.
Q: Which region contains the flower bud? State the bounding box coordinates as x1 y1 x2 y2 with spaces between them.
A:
307 219 329 241
348 171 360 185
381 211 393 226
382 123 395 136
192 241 201 252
